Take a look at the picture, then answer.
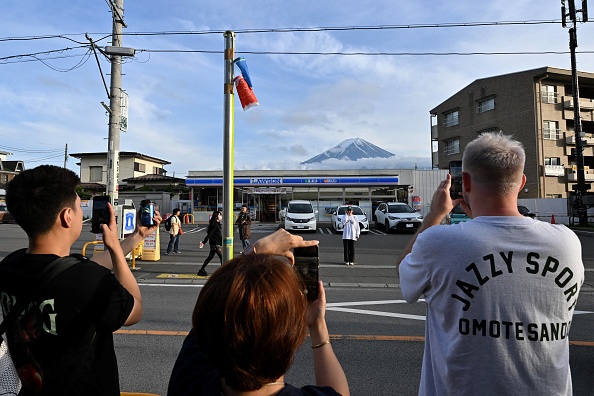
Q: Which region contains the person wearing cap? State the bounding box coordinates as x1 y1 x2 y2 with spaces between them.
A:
341 206 360 265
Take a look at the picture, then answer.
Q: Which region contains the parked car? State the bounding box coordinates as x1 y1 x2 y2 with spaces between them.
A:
0 204 15 223
518 205 536 218
449 204 471 224
375 202 423 233
331 205 369 234
285 200 317 232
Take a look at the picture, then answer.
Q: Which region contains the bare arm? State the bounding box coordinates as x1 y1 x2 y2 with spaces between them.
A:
307 282 349 395
396 174 463 266
100 204 143 326
93 208 162 269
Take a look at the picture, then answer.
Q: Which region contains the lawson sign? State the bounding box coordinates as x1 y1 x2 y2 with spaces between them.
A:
185 176 399 186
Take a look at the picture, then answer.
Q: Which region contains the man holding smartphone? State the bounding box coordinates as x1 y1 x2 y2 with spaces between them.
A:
397 133 584 395
0 165 161 395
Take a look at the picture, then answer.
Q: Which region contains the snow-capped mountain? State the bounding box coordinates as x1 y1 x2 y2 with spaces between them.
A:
301 138 395 164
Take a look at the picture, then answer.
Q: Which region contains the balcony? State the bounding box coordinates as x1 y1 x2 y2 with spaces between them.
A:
567 171 594 182
544 165 565 177
563 97 594 110
565 134 594 145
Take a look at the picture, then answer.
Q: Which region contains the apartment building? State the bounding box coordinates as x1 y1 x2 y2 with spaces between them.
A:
430 66 594 199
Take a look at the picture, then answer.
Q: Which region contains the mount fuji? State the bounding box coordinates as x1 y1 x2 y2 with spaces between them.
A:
301 138 395 164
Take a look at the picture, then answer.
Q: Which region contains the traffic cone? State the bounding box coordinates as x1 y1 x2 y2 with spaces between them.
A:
551 214 556 224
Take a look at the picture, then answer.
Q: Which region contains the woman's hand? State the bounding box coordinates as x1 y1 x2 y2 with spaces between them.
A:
306 281 326 329
252 229 318 264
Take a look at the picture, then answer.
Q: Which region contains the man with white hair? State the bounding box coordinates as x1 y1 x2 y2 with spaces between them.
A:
397 132 584 395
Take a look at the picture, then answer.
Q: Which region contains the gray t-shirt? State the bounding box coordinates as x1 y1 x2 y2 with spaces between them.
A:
399 216 584 396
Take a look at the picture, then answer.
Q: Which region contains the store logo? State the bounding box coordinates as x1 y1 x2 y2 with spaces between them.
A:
251 178 282 184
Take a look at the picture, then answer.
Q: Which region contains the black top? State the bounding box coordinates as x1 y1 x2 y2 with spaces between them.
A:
0 249 134 395
168 330 342 396
202 221 222 246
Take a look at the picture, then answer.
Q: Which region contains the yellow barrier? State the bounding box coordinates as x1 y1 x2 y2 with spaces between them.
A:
183 213 194 224
140 226 160 261
130 241 143 269
82 240 102 257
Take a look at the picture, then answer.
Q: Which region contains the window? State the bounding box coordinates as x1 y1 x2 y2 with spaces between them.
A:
134 162 146 173
89 166 103 182
543 121 560 140
153 166 164 175
477 97 495 113
541 85 557 104
444 110 459 127
545 157 561 166
444 139 460 155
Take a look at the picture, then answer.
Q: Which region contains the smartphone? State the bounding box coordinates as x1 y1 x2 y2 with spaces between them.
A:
293 245 319 302
448 160 463 200
91 196 110 233
140 199 155 227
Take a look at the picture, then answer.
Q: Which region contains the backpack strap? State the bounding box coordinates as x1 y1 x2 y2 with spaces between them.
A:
0 255 83 337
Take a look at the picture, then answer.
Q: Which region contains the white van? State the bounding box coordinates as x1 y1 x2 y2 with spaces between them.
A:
284 200 317 232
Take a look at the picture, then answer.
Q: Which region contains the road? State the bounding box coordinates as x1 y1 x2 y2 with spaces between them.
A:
1 221 593 395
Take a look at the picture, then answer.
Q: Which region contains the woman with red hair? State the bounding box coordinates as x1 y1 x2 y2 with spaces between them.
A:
168 230 349 396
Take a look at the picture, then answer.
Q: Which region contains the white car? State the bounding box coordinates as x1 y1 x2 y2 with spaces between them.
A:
331 205 369 234
375 202 423 233
285 200 317 232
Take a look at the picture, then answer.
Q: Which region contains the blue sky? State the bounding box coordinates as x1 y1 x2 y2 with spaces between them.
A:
1 1 593 177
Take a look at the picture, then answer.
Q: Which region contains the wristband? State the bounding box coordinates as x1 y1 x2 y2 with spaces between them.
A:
311 340 330 349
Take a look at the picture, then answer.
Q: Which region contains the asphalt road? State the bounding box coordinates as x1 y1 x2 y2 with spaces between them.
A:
1 221 593 395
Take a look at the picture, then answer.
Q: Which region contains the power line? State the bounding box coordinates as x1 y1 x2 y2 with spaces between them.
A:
0 144 64 154
137 49 594 56
0 18 588 44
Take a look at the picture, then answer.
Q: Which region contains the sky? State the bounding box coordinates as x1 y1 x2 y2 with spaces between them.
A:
1 1 593 178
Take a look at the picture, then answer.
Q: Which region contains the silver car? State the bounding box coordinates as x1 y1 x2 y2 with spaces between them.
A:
375 202 423 233
331 205 369 234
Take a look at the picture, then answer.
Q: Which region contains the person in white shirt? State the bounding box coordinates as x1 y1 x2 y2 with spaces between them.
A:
397 132 584 395
341 207 360 265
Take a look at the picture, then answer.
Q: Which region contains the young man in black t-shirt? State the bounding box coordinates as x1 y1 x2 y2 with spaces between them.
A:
0 165 161 395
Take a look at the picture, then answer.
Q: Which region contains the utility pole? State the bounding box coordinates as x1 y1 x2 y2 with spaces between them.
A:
106 0 125 205
64 143 68 168
222 31 236 263
562 0 589 226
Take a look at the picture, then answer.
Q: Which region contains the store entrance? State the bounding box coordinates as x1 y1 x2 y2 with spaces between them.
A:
247 193 282 223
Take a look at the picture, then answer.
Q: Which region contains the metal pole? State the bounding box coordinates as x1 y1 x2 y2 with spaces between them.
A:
106 0 124 205
223 31 235 263
564 0 589 225
569 27 588 225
